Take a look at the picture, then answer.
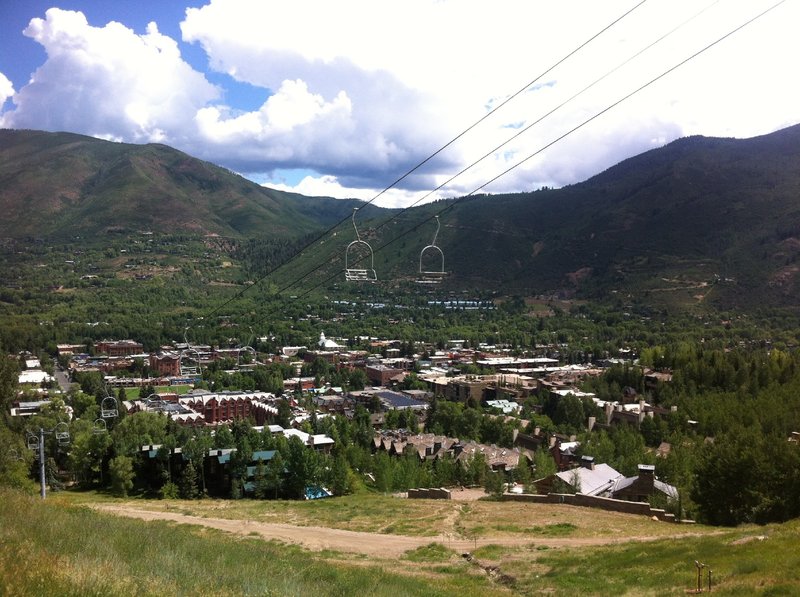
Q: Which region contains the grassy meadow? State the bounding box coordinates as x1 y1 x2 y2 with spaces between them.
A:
3 487 800 596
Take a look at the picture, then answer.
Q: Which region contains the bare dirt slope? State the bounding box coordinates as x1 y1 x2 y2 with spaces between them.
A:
90 501 708 558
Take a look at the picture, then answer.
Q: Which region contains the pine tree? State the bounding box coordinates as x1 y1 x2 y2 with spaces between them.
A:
109 455 134 497
253 458 269 499
178 460 199 499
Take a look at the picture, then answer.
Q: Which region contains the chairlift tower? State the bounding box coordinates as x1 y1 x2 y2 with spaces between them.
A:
345 207 378 282
26 422 71 499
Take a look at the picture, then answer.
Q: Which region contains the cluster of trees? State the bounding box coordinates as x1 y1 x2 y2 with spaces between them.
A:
578 346 800 525
426 399 519 447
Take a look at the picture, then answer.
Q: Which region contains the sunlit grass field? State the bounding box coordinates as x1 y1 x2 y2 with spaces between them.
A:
59 489 704 540
4 487 800 596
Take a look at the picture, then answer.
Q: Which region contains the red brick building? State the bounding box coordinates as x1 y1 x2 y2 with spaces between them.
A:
180 393 279 426
365 364 404 386
149 352 181 376
95 339 144 357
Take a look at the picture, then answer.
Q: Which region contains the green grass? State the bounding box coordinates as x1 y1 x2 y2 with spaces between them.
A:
0 488 503 597
491 522 577 536
401 543 456 563
62 490 452 536
153 385 192 395
6 487 800 596
483 526 800 596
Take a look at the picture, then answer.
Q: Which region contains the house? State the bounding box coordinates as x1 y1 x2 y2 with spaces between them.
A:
452 441 523 472
610 464 679 503
9 399 53 417
280 427 335 453
56 343 85 356
446 377 488 404
179 391 280 426
535 456 623 496
243 450 278 493
372 432 458 460
374 390 428 412
486 399 521 415
372 430 522 471
18 369 54 385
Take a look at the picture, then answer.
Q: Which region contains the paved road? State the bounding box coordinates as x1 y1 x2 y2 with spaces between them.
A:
54 367 72 393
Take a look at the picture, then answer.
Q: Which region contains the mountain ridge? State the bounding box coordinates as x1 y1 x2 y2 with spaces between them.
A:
2 125 800 310
0 129 369 240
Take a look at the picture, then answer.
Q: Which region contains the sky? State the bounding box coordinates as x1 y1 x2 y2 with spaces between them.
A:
1 0 798 208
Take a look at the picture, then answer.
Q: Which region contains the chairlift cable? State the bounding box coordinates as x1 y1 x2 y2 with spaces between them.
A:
195 0 650 322
369 0 723 227
284 0 786 302
257 0 721 296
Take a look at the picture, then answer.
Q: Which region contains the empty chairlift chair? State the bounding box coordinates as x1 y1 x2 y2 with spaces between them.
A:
92 418 108 435
345 207 378 282
237 345 257 368
180 326 203 377
100 395 119 419
180 348 202 376
417 215 447 284
55 422 70 446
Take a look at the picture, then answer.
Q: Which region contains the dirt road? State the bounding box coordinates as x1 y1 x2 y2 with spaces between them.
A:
90 503 703 558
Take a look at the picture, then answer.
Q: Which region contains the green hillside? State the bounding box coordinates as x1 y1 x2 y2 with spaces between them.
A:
364 125 800 310
3 125 800 311
0 129 365 240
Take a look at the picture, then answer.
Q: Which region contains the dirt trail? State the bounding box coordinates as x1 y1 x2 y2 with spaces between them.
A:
90 503 707 558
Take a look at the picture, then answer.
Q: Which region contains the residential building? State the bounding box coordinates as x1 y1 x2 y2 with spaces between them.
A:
610 464 679 503
95 339 144 357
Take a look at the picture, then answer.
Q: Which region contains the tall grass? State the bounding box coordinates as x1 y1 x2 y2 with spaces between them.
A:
6 486 800 596
0 488 501 597
498 523 800 595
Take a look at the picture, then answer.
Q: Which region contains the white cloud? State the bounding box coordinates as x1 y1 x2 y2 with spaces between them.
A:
1 1 798 207
0 72 14 111
265 174 434 210
3 8 219 143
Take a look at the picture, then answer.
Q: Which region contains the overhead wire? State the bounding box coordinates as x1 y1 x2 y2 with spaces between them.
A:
283 0 787 304
264 0 722 296
195 0 651 326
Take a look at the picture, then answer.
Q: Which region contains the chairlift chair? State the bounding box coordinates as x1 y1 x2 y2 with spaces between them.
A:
417 215 448 284
180 348 202 376
146 398 167 412
345 207 377 282
26 432 39 451
100 395 119 419
55 422 70 446
92 418 108 435
237 345 257 368
144 393 169 413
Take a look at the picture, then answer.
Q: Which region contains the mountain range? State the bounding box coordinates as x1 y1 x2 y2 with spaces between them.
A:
2 125 800 311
